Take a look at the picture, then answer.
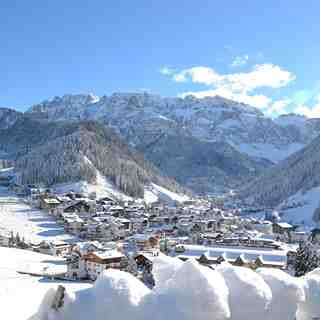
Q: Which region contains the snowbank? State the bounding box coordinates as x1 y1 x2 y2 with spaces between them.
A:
28 257 320 320
151 254 183 288
143 260 230 320
256 268 305 320
217 263 272 320
93 269 150 320
296 272 320 320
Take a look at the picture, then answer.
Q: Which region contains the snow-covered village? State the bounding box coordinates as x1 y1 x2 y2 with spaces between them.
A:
2 1 320 320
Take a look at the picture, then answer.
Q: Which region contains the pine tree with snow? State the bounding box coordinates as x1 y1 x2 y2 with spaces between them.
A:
294 241 320 277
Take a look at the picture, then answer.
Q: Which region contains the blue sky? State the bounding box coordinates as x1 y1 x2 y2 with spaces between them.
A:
1 1 320 116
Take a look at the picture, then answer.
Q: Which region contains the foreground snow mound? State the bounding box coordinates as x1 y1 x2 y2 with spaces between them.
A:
93 269 151 320
217 263 272 320
151 254 183 289
297 273 320 320
257 268 305 320
31 257 320 320
143 260 230 320
35 287 75 320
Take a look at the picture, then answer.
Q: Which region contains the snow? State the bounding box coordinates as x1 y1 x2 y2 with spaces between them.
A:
256 268 305 320
278 185 320 227
53 172 131 202
93 269 151 320
0 247 91 320
0 187 75 243
151 254 183 288
217 263 272 320
297 272 320 320
274 114 307 127
236 142 304 163
144 183 189 204
29 255 320 320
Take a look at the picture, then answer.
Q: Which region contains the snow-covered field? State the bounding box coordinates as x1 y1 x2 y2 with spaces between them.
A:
0 187 75 243
278 186 320 227
0 247 91 320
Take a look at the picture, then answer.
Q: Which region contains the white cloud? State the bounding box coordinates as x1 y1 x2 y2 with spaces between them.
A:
230 54 249 68
265 99 292 116
159 66 174 76
173 66 222 85
167 63 295 111
172 64 294 91
294 95 320 118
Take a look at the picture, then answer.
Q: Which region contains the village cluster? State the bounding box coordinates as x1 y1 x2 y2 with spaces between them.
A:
1 181 320 285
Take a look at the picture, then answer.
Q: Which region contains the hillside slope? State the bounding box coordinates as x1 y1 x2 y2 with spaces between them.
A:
239 134 320 208
0 117 183 198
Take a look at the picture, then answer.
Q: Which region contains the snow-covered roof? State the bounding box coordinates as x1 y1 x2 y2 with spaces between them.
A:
91 250 124 260
176 244 288 265
275 222 293 229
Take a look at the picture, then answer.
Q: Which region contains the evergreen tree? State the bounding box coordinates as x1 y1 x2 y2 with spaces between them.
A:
9 230 14 247
294 241 320 277
15 232 20 246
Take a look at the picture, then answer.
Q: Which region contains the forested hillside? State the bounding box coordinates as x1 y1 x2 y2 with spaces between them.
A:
0 117 183 198
239 134 320 206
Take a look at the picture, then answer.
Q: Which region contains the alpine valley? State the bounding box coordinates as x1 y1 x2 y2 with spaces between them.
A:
1 92 320 214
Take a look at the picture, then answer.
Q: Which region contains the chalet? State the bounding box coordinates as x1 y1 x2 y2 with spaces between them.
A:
39 197 61 211
273 222 294 235
130 234 159 250
84 250 127 280
33 240 72 256
73 241 103 256
63 200 92 213
134 253 153 268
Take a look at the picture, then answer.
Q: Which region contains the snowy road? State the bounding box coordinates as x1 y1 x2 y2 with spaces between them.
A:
0 187 75 243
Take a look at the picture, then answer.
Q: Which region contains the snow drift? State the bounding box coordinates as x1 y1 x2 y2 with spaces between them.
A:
32 258 320 320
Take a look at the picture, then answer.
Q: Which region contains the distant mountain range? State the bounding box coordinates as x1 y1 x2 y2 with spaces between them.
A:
1 92 320 199
26 93 320 193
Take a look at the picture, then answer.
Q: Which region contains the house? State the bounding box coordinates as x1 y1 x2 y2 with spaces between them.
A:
84 250 127 280
272 222 294 235
33 240 72 256
39 197 61 211
134 253 153 268
63 200 92 213
130 234 159 250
